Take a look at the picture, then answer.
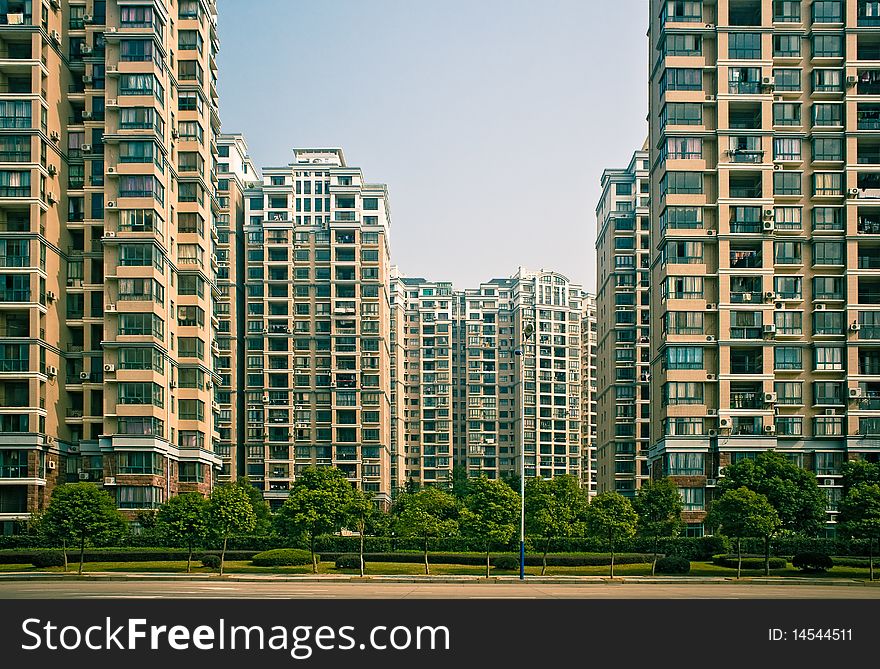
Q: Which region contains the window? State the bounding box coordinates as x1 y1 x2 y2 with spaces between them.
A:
662 1 702 23
0 100 31 128
775 381 803 405
773 68 801 92
661 103 702 127
117 486 164 510
664 311 703 335
814 348 844 372
777 417 803 436
660 207 702 231
812 172 843 196
814 69 842 92
665 452 704 474
814 310 844 335
812 207 843 231
729 33 762 59
663 240 703 263
773 103 801 126
812 34 843 58
812 137 843 162
774 207 802 230
813 103 842 127
118 452 162 475
179 399 205 421
813 241 844 265
119 74 163 100
666 346 704 370
118 382 163 407
118 313 163 338
679 488 705 511
663 137 702 160
661 68 702 92
774 310 802 335
0 170 29 197
660 172 703 196
662 275 703 299
774 275 802 299
662 382 704 405
665 34 701 56
813 0 843 23
773 171 801 195
774 346 802 370
773 1 800 22
773 34 800 57
773 137 801 162
813 275 843 299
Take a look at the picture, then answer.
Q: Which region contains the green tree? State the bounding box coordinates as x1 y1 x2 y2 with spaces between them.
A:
706 487 781 578
345 489 377 577
156 493 209 573
459 477 521 578
525 475 589 575
719 451 825 574
450 465 470 501
275 467 356 573
633 479 684 575
40 483 127 574
585 492 638 578
837 483 880 581
231 477 273 534
393 487 458 574
207 484 256 575
841 460 880 496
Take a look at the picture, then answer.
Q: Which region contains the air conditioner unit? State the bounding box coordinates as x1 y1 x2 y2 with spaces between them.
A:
823 478 836 487
706 335 716 342
83 13 94 23
50 0 61 9
106 66 118 75
706 229 716 236
764 425 776 435
81 46 93 55
47 192 57 204
719 417 732 429
48 460 56 470
706 303 717 311
762 76 775 87
850 322 862 332
50 30 61 43
764 392 778 404
707 373 717 380
82 75 93 84
707 431 718 439
212 401 220 412
774 95 783 102
640 372 651 382
742 293 753 302
849 387 864 399
764 291 777 301
171 129 180 139
825 409 837 416
107 166 116 174
705 94 715 102
706 478 717 486
206 380 213 389
106 27 117 33
763 221 775 232
106 98 118 107
78 472 89 480
103 363 115 373
79 371 90 380
775 302 784 310
639 336 650 343
104 231 116 238
106 201 117 209
762 209 774 219
262 394 270 403
50 131 59 142
103 477 116 486
848 188 861 197
707 408 718 416
47 164 57 175
105 303 116 312
46 365 58 376
763 324 777 335
815 303 827 311
82 144 92 153
773 163 782 171
847 75 858 86
68 445 79 453
46 290 56 301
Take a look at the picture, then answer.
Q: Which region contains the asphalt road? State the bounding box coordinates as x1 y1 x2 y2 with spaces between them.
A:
1 580 878 599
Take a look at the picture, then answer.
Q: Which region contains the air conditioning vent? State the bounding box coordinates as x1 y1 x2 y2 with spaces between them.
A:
46 365 58 376
764 425 776 435
706 303 717 311
103 477 116 486
103 363 115 373
764 210 775 220
763 324 777 335
815 303 827 311
763 220 775 232
764 392 778 404
849 387 864 399
719 417 732 429
850 322 862 332
106 201 117 209
707 408 718 416
706 335 716 342
706 477 717 485
825 409 836 416
79 371 90 380
47 164 57 176
78 472 89 480
706 373 717 381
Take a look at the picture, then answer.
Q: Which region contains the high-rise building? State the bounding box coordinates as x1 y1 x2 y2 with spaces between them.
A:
595 149 651 497
0 0 223 529
581 293 598 495
240 148 394 508
215 134 257 484
647 0 880 532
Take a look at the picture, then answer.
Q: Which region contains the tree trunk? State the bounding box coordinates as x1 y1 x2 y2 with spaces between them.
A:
609 530 615 579
652 537 659 577
61 538 68 573
486 548 491 579
78 534 85 575
541 538 550 576
423 537 430 575
359 526 365 578
763 536 770 577
310 534 317 574
220 536 227 576
736 538 742 579
186 543 193 574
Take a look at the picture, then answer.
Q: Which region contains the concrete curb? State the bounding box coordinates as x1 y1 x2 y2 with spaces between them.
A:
0 573 876 586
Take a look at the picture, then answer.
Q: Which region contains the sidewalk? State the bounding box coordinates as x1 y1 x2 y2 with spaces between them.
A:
0 572 875 586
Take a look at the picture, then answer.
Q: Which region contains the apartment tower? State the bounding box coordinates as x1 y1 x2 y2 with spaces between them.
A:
648 0 880 532
595 149 651 497
241 148 393 507
581 293 598 494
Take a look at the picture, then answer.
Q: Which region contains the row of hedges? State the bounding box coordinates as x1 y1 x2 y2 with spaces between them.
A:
318 552 656 567
712 554 788 570
0 548 258 565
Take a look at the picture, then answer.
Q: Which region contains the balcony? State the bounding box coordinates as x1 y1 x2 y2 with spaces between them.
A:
730 392 762 410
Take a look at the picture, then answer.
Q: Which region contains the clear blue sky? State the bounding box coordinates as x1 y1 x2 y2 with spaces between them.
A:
216 0 648 290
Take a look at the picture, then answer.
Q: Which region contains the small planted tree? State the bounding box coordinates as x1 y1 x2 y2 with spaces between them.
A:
633 479 684 576
230 477 273 535
525 475 589 575
276 467 355 573
207 484 256 575
394 487 458 575
706 487 780 579
156 493 209 573
585 492 638 578
345 489 376 577
837 483 880 581
40 483 127 575
460 477 521 578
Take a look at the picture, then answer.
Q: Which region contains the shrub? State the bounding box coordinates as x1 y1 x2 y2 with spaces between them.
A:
792 552 834 573
31 550 66 568
712 554 786 570
334 554 363 570
655 556 690 575
492 555 520 570
201 555 221 569
251 549 312 567
317 552 653 567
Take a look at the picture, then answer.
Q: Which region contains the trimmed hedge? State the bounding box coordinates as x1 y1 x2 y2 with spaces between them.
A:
250 549 312 567
201 555 221 569
31 551 66 568
492 555 520 570
655 556 690 575
334 554 363 570
792 552 834 573
0 548 257 565
712 554 787 570
319 552 654 567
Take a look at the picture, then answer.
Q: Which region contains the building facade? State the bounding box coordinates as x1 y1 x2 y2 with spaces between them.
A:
581 293 598 495
595 149 651 497
648 0 880 531
240 148 394 508
0 0 224 529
